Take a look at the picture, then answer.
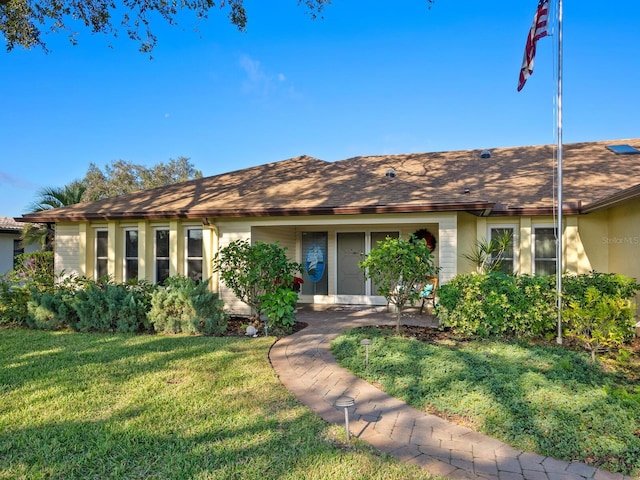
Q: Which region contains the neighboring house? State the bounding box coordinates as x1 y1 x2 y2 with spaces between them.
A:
17 139 640 315
0 217 40 275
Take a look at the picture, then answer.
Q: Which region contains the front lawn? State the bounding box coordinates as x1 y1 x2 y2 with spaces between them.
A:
0 329 437 480
331 326 640 477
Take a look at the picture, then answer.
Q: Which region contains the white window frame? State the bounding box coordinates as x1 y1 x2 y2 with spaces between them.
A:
95 229 108 280
487 224 519 275
184 227 203 282
123 228 139 282
154 227 170 284
532 225 557 275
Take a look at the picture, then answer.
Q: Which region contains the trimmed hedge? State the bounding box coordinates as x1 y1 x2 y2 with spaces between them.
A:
437 271 639 346
2 271 228 336
437 272 556 338
148 276 228 335
72 278 155 333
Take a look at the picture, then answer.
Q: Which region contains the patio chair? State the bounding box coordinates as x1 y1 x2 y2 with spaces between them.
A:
418 277 438 314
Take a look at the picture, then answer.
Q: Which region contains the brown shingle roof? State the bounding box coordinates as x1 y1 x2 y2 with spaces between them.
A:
18 139 640 222
0 216 24 232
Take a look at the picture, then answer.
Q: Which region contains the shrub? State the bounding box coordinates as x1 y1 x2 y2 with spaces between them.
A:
0 278 30 326
212 240 302 328
261 285 298 334
563 271 640 304
513 274 557 337
73 278 154 333
0 251 56 327
437 272 557 338
437 271 638 345
13 251 55 287
564 286 636 362
26 277 80 330
148 276 227 335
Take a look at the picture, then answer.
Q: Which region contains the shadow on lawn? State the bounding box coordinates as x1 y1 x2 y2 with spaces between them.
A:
331 326 640 476
0 405 336 479
0 330 356 479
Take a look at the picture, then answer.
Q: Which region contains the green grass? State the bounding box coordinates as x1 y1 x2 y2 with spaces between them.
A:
0 329 438 480
331 327 640 477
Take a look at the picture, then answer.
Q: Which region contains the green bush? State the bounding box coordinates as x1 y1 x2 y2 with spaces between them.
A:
437 272 557 338
73 278 154 333
26 277 79 330
565 286 636 362
563 272 639 359
262 285 298 334
13 251 55 287
563 271 640 304
0 279 30 326
148 276 227 335
212 239 302 323
0 251 56 327
437 271 638 345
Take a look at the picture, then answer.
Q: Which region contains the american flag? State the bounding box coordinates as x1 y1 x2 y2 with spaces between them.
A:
517 0 550 92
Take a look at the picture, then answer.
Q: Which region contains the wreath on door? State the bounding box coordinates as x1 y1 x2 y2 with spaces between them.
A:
413 228 437 252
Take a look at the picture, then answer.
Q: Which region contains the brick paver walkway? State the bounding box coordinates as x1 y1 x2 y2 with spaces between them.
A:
269 306 634 480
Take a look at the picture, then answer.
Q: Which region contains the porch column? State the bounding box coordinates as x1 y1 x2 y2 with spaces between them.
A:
519 218 532 275
438 214 458 284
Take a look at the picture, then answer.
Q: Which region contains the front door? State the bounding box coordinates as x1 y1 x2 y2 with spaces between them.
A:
337 232 365 295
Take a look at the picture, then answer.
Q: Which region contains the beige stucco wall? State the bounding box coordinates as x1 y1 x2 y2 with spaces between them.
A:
607 197 640 281
213 213 454 314
576 211 608 273
456 213 478 274
53 206 635 317
459 215 598 276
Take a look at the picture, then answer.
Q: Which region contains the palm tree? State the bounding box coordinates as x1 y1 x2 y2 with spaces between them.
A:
27 181 87 212
22 181 87 250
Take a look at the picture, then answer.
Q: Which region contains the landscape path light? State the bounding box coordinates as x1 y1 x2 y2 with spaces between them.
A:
360 338 372 367
334 396 355 445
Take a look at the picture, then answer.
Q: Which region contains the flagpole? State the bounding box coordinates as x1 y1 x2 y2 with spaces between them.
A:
555 0 564 345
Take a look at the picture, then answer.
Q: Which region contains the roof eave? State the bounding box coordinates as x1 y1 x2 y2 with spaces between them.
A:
580 184 640 214
489 204 581 216
17 202 497 222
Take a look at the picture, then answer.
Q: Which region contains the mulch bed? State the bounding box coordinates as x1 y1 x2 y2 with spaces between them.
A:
222 316 639 380
222 316 308 337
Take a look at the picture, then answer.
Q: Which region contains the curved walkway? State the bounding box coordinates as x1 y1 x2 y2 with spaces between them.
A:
269 306 632 480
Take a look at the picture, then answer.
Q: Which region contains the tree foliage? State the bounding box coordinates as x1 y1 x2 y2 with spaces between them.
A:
22 181 87 249
359 234 440 333
1 0 333 53
212 239 302 332
27 180 87 212
81 157 202 201
21 157 201 248
462 230 513 274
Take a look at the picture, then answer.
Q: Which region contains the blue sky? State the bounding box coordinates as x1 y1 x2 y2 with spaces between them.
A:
2 0 639 217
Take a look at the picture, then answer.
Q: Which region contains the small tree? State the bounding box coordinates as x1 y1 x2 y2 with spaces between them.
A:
212 240 302 333
359 234 440 334
564 286 636 362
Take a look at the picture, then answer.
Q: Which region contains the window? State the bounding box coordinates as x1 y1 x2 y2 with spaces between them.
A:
533 227 557 275
185 228 203 282
95 230 108 279
124 229 139 282
13 239 24 269
489 226 517 274
155 229 170 284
